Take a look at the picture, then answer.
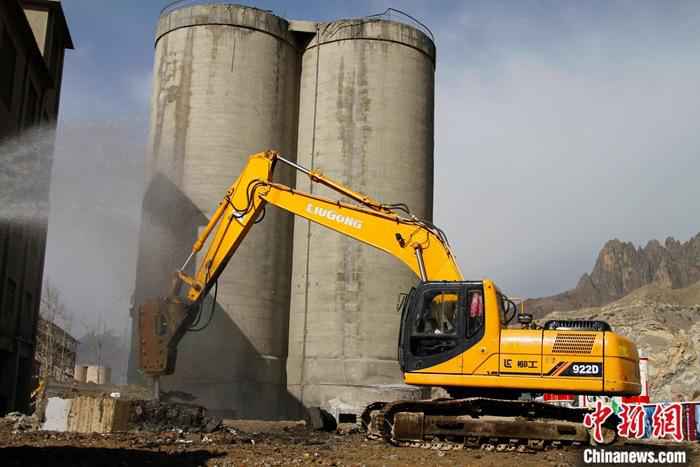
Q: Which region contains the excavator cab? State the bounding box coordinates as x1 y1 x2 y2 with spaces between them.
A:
399 281 489 373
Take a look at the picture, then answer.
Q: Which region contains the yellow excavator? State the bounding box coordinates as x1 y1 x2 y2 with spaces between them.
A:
138 151 640 447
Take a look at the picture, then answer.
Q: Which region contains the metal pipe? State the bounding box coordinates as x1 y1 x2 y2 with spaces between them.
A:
179 250 196 272
276 154 313 176
414 247 427 281
276 153 389 213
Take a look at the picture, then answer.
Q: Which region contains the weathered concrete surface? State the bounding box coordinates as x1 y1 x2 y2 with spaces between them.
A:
131 3 301 419
288 19 436 412
42 397 71 431
66 397 130 433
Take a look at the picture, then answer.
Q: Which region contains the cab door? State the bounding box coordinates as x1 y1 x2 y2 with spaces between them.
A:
400 283 469 374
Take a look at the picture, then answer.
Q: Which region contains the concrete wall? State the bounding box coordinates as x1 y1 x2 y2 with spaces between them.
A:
288 19 436 411
131 4 301 419
67 397 130 433
131 5 437 419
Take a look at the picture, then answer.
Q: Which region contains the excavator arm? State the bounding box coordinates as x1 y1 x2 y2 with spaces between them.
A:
139 151 461 379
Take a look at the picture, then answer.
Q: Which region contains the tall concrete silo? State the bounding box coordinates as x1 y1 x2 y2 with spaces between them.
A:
131 3 301 419
288 19 436 413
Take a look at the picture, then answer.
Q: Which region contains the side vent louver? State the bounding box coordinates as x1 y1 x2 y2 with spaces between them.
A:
552 333 595 354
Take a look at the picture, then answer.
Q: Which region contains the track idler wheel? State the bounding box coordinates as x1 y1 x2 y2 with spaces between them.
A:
393 412 424 441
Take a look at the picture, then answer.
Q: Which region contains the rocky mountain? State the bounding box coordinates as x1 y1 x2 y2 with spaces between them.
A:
526 233 700 317
541 281 700 401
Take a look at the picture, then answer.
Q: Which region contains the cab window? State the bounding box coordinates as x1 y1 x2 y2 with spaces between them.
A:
466 290 484 338
414 291 459 335
410 288 461 357
401 283 486 371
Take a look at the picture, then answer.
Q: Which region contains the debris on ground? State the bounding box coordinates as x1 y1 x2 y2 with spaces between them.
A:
1 412 41 432
2 418 696 467
26 379 222 435
130 399 222 433
304 406 336 432
1 378 695 466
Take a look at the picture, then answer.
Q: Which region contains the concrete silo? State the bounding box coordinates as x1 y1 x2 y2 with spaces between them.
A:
131 3 301 419
288 19 436 413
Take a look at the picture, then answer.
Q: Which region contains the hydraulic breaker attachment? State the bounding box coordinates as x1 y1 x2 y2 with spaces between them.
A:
138 297 196 378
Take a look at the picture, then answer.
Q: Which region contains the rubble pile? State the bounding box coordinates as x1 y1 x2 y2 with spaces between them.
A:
130 400 222 433
1 412 42 432
22 381 223 435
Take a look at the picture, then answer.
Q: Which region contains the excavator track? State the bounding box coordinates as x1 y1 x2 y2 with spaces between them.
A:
361 398 619 450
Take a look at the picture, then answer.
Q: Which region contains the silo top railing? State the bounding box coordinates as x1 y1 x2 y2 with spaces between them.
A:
159 3 433 43
365 8 434 42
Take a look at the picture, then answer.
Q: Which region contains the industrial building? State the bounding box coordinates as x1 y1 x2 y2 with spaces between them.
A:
130 3 434 419
35 317 77 382
0 0 72 414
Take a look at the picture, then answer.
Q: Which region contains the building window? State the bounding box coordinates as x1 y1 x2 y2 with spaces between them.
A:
0 29 17 109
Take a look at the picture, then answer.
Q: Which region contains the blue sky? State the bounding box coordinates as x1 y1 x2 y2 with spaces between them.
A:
46 0 700 332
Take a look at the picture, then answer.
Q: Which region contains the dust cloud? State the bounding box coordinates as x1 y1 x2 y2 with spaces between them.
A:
42 118 149 382
0 126 55 223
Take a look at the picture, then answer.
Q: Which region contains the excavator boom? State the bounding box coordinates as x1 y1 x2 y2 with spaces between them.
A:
181 151 461 305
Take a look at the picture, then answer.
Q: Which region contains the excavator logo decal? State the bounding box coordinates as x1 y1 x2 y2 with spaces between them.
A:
306 203 363 229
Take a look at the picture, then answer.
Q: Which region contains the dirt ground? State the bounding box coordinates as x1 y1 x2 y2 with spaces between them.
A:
1 419 697 466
